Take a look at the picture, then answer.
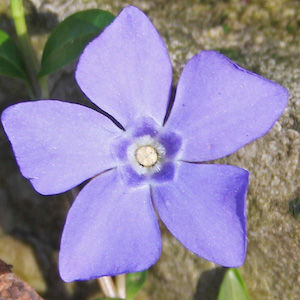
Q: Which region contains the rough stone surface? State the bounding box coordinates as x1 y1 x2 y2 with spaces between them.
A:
0 0 299 299
0 235 46 293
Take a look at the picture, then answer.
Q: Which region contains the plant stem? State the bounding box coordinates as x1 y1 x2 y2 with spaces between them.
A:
39 76 50 99
10 0 41 98
115 274 126 299
98 276 118 298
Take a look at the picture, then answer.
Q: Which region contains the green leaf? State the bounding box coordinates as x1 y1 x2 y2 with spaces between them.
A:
126 270 148 300
39 9 115 77
0 30 27 80
289 197 300 219
94 298 124 300
218 268 249 300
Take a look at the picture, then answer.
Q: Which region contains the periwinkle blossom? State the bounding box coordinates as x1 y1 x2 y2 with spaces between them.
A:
1 6 288 282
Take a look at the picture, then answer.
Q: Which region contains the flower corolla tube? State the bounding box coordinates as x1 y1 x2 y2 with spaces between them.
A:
1 6 288 282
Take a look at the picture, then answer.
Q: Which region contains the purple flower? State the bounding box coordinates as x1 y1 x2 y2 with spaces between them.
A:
1 6 288 282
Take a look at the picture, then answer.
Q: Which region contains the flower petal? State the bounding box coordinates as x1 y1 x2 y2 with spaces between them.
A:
76 6 172 128
59 169 161 282
1 100 122 195
166 50 289 161
152 162 249 267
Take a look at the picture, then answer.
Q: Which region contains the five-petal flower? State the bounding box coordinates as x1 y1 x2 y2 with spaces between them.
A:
1 6 288 282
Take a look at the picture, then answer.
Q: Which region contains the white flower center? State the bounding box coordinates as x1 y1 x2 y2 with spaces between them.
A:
127 135 166 175
136 145 158 167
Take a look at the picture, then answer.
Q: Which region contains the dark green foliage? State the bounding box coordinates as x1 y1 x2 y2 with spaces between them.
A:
289 197 300 219
39 9 115 77
0 30 27 81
